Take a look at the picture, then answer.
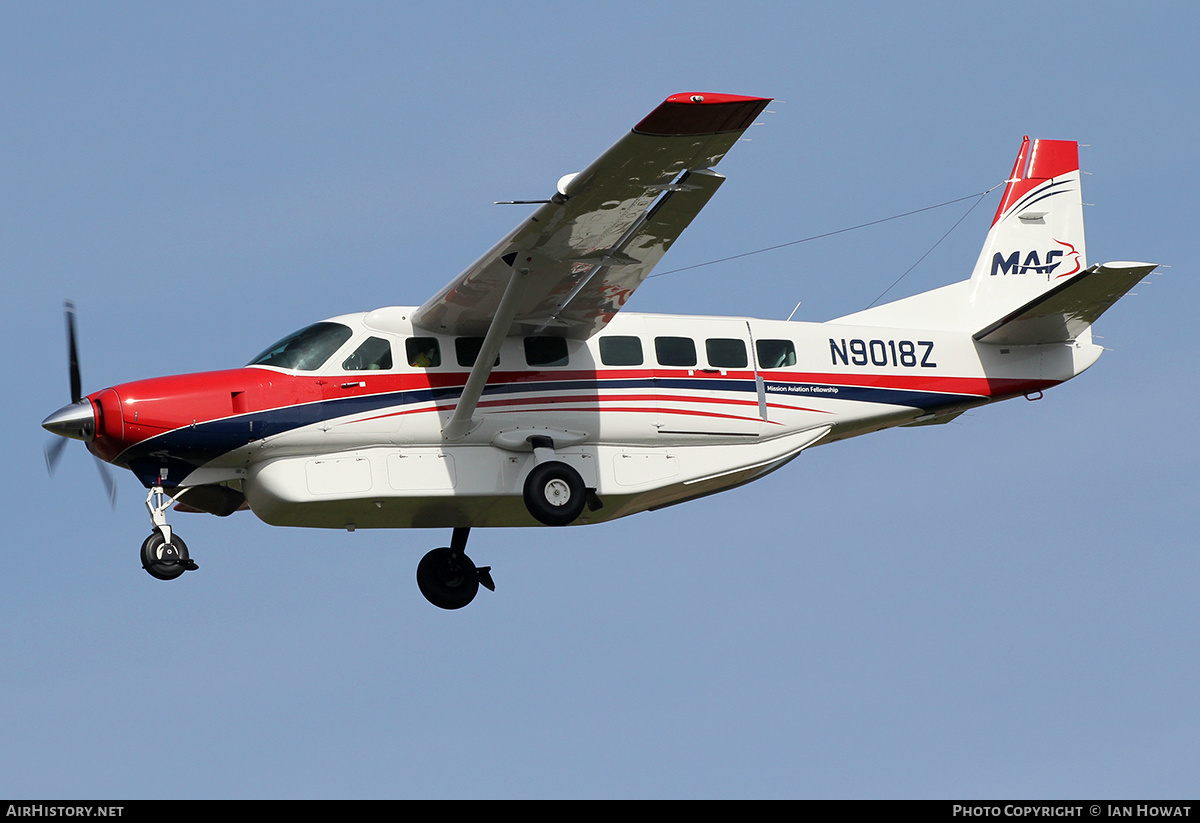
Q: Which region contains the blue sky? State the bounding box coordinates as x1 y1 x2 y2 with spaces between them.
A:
4 2 1198 798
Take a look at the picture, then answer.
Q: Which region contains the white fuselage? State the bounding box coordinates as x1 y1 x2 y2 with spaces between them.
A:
229 306 1101 530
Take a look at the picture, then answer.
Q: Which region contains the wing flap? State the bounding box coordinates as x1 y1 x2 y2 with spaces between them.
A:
973 261 1157 345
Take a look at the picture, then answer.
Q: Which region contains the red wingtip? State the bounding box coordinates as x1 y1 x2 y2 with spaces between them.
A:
634 93 772 136
661 93 773 106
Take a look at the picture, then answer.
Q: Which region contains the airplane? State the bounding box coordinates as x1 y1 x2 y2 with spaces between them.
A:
42 92 1156 610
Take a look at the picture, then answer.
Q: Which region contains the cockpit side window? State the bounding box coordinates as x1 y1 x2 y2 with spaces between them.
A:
248 322 354 371
342 336 393 371
406 337 442 368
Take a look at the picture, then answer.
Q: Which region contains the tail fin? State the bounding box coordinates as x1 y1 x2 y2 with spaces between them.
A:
832 137 1154 341
967 137 1087 316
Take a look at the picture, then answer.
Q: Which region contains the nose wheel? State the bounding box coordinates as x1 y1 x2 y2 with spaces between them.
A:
416 527 494 609
140 529 196 580
140 485 198 581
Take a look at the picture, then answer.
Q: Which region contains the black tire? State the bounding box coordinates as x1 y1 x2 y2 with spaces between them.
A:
140 530 190 581
416 547 480 610
523 461 586 527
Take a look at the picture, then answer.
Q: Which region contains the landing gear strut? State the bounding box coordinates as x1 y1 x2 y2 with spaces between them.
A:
416 527 494 610
141 485 198 581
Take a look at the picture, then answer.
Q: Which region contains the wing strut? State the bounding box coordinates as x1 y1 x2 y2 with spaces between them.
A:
442 263 532 441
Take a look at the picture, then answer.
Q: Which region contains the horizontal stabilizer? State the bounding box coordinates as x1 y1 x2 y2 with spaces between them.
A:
973 261 1157 345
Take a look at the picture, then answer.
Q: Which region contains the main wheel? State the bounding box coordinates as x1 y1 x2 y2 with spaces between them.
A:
523 461 586 526
416 547 480 610
140 530 190 581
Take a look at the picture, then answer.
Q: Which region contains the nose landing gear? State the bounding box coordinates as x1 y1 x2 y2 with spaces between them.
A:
140 486 198 581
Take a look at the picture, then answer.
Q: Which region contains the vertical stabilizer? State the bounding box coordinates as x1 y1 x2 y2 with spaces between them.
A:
831 137 1149 343
967 137 1087 319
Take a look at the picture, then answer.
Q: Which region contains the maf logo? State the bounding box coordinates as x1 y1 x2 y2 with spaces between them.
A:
991 240 1081 278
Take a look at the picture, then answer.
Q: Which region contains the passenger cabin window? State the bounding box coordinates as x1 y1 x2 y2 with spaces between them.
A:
524 336 569 367
706 338 747 369
406 337 441 368
757 339 797 368
248 322 353 371
655 336 696 367
342 336 393 371
599 336 643 366
455 337 499 368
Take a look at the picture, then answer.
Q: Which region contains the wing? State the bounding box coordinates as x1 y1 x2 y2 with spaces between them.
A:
418 92 770 441
410 92 772 340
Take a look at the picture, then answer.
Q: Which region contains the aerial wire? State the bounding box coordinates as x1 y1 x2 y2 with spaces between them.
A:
646 184 1004 290
864 182 1002 308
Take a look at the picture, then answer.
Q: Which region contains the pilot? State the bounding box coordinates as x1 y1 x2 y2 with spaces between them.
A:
409 342 437 368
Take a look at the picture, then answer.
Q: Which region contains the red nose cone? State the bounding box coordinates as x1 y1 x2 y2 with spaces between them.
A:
86 388 125 463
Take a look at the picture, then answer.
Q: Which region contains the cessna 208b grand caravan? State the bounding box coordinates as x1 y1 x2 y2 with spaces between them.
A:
43 93 1155 609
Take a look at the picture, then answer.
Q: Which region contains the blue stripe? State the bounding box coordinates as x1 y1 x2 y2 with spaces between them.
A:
119 374 978 486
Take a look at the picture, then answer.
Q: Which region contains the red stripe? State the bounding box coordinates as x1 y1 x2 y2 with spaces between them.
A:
96 365 1053 453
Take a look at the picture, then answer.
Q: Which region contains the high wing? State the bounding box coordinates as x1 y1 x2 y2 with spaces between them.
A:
411 92 771 440
411 92 771 340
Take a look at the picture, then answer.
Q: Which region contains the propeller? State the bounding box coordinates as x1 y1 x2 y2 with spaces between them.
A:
67 299 81 404
43 435 69 474
43 300 117 507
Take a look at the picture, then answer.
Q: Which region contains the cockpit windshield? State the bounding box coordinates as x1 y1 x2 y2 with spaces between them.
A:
247 322 353 371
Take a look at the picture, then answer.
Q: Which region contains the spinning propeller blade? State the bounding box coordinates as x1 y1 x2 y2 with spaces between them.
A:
44 435 68 475
44 300 116 507
94 455 117 509
66 300 82 404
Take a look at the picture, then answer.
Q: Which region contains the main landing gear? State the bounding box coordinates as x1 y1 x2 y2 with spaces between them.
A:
520 435 600 527
415 441 602 609
416 527 495 610
141 486 198 581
